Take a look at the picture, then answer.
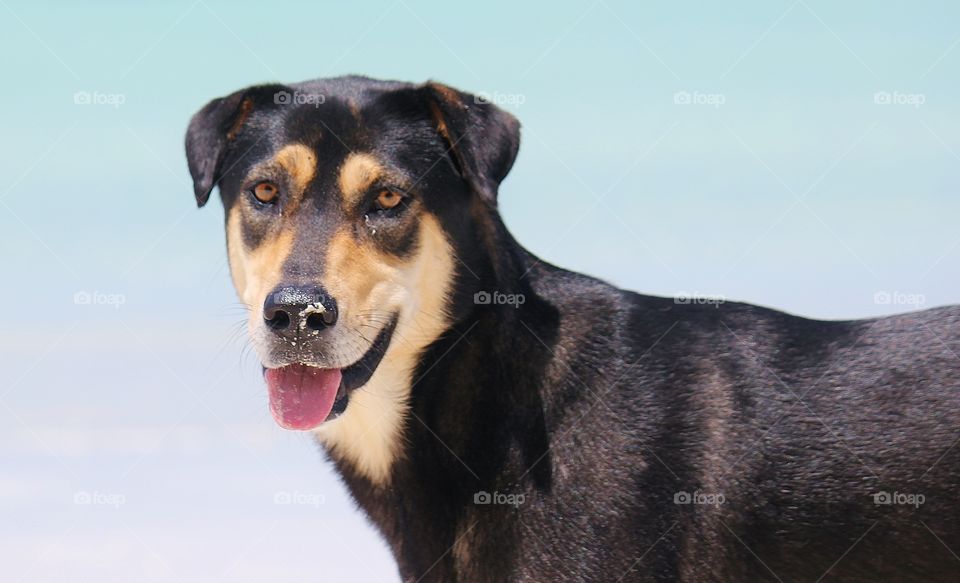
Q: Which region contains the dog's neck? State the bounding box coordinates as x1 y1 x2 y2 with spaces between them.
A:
320 214 559 580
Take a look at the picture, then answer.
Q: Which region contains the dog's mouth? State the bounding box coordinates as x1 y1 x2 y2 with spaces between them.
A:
263 315 398 430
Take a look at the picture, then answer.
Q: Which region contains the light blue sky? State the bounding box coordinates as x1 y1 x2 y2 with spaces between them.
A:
1 0 958 580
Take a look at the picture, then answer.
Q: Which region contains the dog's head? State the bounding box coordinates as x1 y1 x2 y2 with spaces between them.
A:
185 77 519 443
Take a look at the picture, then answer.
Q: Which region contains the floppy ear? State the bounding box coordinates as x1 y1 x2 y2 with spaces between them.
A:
422 82 521 206
184 88 258 207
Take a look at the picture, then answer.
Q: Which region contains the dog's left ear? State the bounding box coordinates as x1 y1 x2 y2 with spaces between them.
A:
422 82 521 206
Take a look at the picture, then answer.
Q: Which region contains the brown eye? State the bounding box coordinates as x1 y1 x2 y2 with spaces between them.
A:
252 182 279 204
374 189 403 211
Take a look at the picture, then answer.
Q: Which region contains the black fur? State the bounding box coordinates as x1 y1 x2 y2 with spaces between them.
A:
187 76 960 582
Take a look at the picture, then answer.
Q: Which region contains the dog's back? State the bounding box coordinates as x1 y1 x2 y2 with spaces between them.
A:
508 261 960 581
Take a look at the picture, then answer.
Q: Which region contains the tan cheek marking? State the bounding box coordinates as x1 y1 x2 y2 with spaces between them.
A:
315 214 456 485
321 228 395 310
226 208 248 299
226 206 295 311
337 153 383 208
274 144 317 202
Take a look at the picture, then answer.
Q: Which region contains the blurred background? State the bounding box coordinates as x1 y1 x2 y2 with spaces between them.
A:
1 0 957 580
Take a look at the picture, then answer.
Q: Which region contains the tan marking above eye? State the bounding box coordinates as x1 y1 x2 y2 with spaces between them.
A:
253 181 279 203
338 153 383 206
375 189 403 210
274 144 317 195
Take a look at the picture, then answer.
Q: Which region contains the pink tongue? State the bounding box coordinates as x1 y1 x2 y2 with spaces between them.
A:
265 365 343 430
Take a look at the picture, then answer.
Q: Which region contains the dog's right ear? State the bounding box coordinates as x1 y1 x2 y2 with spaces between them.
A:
184 88 256 207
186 85 291 207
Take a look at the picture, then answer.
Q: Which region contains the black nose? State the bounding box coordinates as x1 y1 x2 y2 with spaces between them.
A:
263 285 338 336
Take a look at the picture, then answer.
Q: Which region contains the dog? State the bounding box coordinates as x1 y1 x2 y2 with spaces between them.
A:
185 76 960 582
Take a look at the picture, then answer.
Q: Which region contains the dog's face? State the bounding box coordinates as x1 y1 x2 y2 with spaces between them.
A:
185 77 519 480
